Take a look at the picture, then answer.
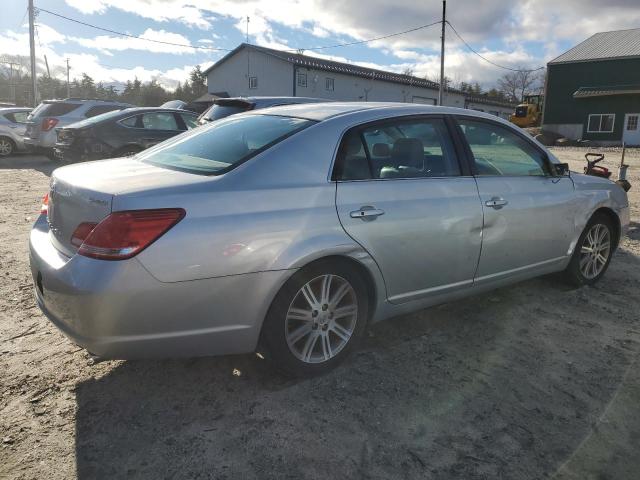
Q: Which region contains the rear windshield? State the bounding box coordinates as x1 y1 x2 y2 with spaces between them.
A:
28 102 81 119
201 102 252 121
140 114 315 175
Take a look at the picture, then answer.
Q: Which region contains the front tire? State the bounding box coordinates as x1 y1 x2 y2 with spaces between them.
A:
262 261 369 376
564 213 615 286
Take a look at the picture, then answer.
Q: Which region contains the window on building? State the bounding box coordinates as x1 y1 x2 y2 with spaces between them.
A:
297 72 307 87
587 114 615 133
248 76 258 89
325 77 334 91
626 115 638 131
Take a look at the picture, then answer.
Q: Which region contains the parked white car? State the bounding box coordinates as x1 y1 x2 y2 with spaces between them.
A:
0 107 31 156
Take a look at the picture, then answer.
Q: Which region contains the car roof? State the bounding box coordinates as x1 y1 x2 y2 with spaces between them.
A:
216 96 325 107
250 102 512 124
119 107 197 114
0 107 31 113
44 98 132 105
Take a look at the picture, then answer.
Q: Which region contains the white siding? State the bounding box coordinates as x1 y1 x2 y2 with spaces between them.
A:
292 66 465 107
207 49 293 97
464 100 513 120
207 49 466 106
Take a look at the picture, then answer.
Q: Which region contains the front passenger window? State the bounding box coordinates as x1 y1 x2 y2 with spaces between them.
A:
458 119 548 176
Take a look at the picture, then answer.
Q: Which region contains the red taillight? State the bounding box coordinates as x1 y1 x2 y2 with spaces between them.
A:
75 209 185 260
70 222 98 247
41 118 59 131
41 193 49 215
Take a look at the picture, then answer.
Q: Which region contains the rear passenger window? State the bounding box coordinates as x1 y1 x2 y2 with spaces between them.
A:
334 118 460 181
458 119 548 176
120 115 140 127
142 112 179 131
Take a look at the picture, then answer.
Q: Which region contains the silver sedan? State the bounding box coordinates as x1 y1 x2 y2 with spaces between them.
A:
29 103 630 375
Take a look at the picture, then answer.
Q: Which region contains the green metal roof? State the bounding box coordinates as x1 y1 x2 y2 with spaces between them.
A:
549 28 640 64
573 85 640 98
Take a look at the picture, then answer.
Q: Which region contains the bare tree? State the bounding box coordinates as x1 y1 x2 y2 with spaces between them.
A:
402 67 415 77
497 68 544 103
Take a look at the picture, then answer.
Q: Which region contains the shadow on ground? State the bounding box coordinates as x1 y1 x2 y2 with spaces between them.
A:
74 267 640 480
0 155 55 176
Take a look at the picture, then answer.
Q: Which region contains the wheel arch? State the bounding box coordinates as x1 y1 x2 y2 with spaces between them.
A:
0 135 16 152
591 206 622 250
256 251 384 353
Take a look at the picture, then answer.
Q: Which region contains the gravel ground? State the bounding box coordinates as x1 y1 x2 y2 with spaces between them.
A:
1 147 639 480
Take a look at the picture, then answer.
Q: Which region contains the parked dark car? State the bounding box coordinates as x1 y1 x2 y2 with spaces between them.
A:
197 96 326 125
53 107 198 163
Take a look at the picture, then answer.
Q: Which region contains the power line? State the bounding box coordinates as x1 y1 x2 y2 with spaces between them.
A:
446 21 544 73
36 7 232 52
289 20 442 52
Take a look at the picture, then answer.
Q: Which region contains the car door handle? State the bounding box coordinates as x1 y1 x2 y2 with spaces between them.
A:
350 206 385 220
485 197 508 209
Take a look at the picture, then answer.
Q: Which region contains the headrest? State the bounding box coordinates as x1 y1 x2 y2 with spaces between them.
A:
372 143 390 156
391 138 424 168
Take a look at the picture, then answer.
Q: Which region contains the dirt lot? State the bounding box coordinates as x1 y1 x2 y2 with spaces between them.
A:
1 148 639 480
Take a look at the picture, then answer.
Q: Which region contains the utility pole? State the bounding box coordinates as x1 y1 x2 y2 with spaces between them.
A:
246 16 250 43
438 0 446 106
28 0 38 106
66 58 70 98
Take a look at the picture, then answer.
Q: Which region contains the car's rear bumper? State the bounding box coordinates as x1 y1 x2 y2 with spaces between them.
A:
29 215 291 359
24 130 56 149
53 143 107 163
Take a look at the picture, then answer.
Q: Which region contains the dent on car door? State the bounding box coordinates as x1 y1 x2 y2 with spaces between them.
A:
455 117 578 281
334 116 484 303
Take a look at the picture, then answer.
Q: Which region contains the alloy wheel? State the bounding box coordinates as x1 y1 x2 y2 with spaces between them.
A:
285 274 358 364
579 223 611 280
0 139 13 156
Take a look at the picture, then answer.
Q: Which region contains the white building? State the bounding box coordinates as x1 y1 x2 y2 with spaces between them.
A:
205 44 514 118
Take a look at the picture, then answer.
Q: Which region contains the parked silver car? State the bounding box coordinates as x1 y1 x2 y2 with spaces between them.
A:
24 98 133 156
30 103 630 375
0 107 31 156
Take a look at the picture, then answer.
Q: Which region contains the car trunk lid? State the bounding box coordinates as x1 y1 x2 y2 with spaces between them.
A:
47 157 213 256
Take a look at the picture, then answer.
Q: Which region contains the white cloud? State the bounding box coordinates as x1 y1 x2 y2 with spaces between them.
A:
69 28 197 55
64 0 212 29
12 0 640 91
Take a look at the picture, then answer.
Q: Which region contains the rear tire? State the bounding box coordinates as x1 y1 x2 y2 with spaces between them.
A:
563 213 615 286
262 260 369 377
0 137 15 157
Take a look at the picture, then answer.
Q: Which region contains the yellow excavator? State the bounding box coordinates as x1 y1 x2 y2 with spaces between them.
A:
509 94 544 128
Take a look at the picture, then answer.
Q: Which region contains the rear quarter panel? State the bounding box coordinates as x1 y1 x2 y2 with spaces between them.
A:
118 120 376 284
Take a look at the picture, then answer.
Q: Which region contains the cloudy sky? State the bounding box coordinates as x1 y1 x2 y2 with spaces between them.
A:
1 0 640 91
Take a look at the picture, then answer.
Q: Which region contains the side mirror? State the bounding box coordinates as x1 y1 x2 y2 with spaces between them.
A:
553 162 571 177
